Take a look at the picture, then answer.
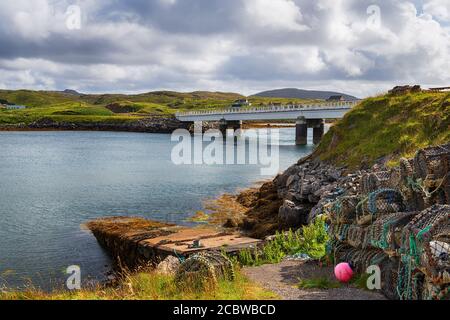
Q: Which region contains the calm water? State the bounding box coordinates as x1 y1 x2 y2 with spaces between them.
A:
0 129 314 290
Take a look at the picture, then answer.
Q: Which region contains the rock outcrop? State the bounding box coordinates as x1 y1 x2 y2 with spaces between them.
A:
0 116 190 134
388 85 422 95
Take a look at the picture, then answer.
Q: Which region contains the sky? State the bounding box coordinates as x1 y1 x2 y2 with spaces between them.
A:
0 0 449 98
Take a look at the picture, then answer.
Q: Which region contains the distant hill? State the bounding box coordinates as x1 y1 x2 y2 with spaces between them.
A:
62 89 81 96
252 88 359 101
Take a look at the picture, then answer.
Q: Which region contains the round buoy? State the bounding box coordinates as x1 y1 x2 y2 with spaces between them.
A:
334 262 354 283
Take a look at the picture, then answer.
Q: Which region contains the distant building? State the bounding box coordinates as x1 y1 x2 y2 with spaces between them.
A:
327 95 345 101
429 86 450 92
231 99 251 108
5 105 27 110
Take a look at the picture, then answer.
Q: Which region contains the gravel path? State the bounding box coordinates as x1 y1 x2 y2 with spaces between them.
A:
243 260 386 300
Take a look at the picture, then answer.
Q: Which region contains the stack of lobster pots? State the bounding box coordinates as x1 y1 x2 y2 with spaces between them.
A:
325 144 450 300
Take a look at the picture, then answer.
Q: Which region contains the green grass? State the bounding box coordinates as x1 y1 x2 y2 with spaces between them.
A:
0 269 278 301
298 277 342 290
350 273 371 291
0 89 317 126
237 218 329 267
316 91 450 168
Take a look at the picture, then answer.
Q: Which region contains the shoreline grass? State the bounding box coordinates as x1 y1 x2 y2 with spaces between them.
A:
0 268 279 301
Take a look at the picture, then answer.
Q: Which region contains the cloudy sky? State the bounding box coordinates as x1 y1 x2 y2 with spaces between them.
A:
0 0 449 97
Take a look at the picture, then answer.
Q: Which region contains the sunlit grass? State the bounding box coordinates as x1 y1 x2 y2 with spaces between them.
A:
316 91 450 168
297 277 341 290
0 269 278 301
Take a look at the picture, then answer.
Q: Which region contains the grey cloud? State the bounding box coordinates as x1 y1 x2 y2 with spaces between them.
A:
0 0 448 97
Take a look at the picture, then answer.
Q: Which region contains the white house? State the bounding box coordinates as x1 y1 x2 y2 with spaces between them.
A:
5 105 27 110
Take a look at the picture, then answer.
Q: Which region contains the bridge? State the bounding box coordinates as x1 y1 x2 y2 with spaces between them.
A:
175 101 359 145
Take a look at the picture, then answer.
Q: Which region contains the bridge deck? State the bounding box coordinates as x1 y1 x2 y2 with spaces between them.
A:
176 101 359 122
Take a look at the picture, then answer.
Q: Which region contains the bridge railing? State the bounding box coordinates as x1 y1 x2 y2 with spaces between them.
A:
176 101 360 117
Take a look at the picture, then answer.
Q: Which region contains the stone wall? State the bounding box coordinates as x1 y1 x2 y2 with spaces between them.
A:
0 116 190 134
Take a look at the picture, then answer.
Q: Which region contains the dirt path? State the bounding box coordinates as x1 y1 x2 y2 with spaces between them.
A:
243 260 386 300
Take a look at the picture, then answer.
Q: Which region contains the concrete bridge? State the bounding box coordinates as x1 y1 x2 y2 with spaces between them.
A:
175 101 359 145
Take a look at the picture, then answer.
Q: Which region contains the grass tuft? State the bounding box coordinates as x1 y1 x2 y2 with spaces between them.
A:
297 277 341 290
236 218 329 267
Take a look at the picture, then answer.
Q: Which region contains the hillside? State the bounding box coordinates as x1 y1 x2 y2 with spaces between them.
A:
0 90 244 125
252 88 359 101
315 91 450 168
0 89 317 127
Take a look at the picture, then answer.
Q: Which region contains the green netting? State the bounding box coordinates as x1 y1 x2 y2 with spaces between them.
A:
356 189 405 225
330 196 360 224
327 145 449 300
368 212 418 252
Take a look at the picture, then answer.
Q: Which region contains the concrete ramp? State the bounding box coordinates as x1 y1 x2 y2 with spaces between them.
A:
86 217 261 269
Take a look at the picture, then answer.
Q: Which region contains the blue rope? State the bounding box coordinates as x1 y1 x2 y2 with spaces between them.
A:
173 249 186 263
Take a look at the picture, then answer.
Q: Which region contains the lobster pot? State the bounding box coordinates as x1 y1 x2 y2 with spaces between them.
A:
403 205 449 284
357 189 405 226
330 224 351 242
360 171 394 195
351 249 389 274
400 158 414 181
368 212 419 252
334 242 358 265
422 281 450 300
335 247 388 274
175 251 235 290
380 257 402 300
413 144 450 181
347 225 368 248
397 263 426 300
443 172 450 204
329 223 342 242
330 196 360 224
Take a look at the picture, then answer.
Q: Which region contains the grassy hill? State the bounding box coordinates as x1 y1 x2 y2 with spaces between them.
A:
315 91 450 168
0 89 316 126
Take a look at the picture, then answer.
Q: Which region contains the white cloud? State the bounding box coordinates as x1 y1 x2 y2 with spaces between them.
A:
423 0 450 21
244 0 308 31
0 0 448 97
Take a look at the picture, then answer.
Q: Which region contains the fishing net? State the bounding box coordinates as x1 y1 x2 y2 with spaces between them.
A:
327 144 449 300
400 158 414 181
347 225 367 248
413 144 450 181
368 212 419 253
356 189 405 225
330 196 360 224
380 257 402 300
397 205 449 300
360 171 395 195
421 281 450 300
329 223 351 242
175 251 235 290
396 264 426 300
333 242 358 265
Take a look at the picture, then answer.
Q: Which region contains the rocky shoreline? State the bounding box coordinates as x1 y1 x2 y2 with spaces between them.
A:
228 143 449 300
0 116 190 134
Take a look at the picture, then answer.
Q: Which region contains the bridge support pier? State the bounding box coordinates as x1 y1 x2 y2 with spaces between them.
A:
296 116 308 146
219 119 242 136
296 118 325 145
310 119 325 145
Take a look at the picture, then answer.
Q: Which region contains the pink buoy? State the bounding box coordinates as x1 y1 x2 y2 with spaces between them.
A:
334 262 354 283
